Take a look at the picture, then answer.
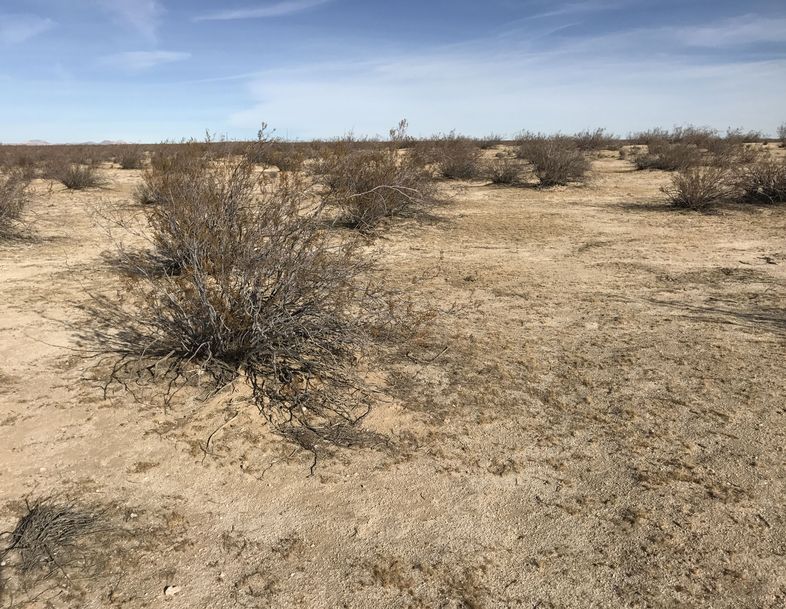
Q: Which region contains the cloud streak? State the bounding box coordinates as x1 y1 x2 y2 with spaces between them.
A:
96 0 163 39
100 50 190 71
0 14 56 45
194 0 332 22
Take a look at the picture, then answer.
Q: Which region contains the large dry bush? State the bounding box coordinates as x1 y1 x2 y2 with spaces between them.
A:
733 156 786 204
0 169 30 238
662 166 733 210
314 139 438 230
778 123 786 147
85 158 373 426
516 133 590 186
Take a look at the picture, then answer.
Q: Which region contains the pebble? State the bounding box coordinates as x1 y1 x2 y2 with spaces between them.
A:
164 585 181 597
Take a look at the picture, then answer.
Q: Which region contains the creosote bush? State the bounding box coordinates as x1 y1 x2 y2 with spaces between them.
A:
314 138 438 230
117 147 146 170
633 142 703 171
50 163 106 190
485 157 521 185
431 133 483 179
85 157 373 427
516 133 590 186
733 156 786 204
0 169 30 238
573 128 618 151
662 166 732 210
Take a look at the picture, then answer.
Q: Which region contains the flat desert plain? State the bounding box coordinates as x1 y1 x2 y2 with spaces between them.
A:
1 151 785 608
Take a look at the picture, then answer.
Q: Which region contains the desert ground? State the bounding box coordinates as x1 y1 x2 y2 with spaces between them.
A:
1 150 785 608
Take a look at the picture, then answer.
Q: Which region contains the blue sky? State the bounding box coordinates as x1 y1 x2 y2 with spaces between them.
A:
1 0 785 142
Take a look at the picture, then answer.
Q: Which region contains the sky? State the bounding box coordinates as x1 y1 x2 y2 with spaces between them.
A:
1 0 785 142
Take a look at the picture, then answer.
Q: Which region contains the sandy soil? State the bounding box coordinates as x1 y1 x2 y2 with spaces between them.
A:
1 154 785 608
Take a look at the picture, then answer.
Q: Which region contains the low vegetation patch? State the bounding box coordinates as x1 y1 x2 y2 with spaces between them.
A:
662 166 732 210
733 156 786 204
117 146 146 170
314 138 438 230
0 169 30 238
430 133 483 180
49 162 106 190
485 157 522 185
517 133 590 186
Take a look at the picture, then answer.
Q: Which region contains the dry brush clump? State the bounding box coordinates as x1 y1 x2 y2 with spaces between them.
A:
426 133 483 180
117 146 146 170
516 133 590 186
661 166 733 210
484 156 523 185
0 170 30 239
733 156 786 204
313 139 438 230
84 157 375 429
572 127 619 151
633 141 703 171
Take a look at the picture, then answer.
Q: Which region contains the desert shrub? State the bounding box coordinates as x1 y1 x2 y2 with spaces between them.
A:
661 166 732 210
778 123 786 147
389 118 415 148
118 146 145 170
477 134 503 149
315 140 438 230
431 133 483 179
517 134 590 186
485 157 521 185
733 157 786 204
49 162 106 190
85 158 372 425
573 128 618 151
135 144 212 205
634 142 703 171
0 169 30 238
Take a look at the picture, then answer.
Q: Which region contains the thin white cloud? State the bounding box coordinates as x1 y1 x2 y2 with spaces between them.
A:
527 0 635 20
100 51 190 71
227 21 786 139
194 0 332 22
0 14 56 45
673 14 786 47
96 0 163 39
